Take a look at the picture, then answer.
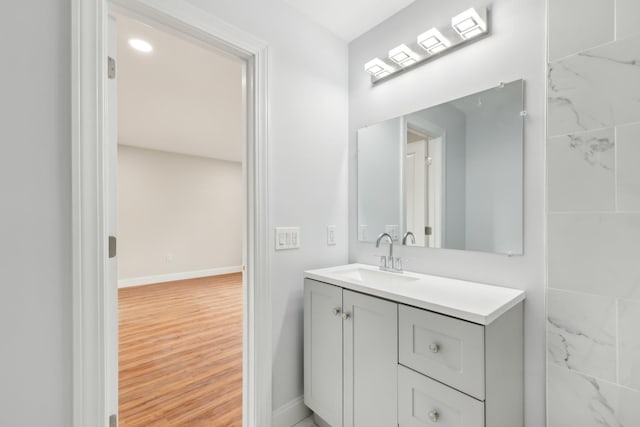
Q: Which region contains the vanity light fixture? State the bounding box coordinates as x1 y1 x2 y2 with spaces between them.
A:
364 6 489 83
364 58 395 78
388 44 420 67
451 8 487 40
417 28 451 55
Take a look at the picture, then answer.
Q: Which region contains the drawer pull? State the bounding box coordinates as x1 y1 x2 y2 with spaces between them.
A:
429 343 440 353
428 410 439 422
332 307 341 316
342 312 351 320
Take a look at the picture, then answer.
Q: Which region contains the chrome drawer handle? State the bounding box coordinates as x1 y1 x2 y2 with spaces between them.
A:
342 312 351 320
428 410 439 422
429 343 440 353
332 307 341 316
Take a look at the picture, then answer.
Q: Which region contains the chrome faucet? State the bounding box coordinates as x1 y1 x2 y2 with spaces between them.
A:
376 232 399 272
402 231 416 245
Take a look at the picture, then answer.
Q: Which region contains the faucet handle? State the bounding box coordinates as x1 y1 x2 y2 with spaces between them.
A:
394 257 403 272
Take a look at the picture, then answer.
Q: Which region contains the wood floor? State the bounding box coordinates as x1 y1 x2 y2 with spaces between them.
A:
119 273 243 426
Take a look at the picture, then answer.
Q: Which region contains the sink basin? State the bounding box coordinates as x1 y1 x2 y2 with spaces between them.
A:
330 266 420 287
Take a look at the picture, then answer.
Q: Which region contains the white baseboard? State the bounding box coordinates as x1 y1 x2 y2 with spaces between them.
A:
118 266 242 288
272 396 312 427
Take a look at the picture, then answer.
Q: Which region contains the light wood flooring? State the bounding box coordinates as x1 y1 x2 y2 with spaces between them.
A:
119 273 243 426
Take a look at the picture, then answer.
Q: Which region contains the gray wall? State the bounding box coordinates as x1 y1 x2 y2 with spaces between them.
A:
348 1 546 426
407 105 467 249
0 2 72 426
464 82 523 254
546 0 640 424
357 117 403 241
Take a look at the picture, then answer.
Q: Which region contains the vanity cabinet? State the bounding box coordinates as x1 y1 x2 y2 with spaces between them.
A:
304 278 398 427
304 266 524 427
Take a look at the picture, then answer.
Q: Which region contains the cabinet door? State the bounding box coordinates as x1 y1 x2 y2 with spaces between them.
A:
343 290 398 427
304 279 343 427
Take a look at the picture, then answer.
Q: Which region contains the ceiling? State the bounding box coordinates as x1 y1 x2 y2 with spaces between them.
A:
115 12 243 162
282 0 416 41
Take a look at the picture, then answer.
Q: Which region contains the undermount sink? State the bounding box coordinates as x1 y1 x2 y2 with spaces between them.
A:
329 266 420 287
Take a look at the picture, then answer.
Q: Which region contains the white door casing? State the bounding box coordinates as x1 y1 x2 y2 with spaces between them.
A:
71 1 271 426
106 14 118 421
427 137 443 248
405 140 426 246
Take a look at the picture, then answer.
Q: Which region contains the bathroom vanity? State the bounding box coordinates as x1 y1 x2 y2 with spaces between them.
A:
303 264 525 427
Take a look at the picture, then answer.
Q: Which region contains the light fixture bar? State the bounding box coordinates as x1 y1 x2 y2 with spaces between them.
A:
365 6 489 83
452 8 487 40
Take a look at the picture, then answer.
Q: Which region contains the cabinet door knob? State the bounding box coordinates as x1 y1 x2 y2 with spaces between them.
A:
342 312 351 320
429 343 440 353
332 307 341 316
428 410 439 422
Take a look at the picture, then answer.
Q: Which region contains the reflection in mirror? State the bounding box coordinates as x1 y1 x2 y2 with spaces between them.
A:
357 80 524 255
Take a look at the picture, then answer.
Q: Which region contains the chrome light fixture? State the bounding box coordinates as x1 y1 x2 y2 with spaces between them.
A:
364 6 489 83
452 8 487 40
388 44 420 67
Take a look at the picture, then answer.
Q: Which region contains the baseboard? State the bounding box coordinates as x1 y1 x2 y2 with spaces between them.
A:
272 396 312 427
118 266 242 288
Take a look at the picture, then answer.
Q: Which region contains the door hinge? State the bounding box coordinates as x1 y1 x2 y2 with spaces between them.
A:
425 226 432 236
109 236 117 258
109 414 118 427
108 56 116 79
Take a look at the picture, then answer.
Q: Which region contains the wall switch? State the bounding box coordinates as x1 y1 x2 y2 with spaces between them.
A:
327 225 337 246
275 227 301 250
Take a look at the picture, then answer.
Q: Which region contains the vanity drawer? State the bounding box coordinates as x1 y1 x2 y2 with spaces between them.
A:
398 365 484 427
399 305 485 400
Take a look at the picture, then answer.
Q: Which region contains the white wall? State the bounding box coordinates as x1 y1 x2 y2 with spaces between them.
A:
0 2 72 426
0 0 348 424
348 1 546 426
183 0 350 413
117 145 242 283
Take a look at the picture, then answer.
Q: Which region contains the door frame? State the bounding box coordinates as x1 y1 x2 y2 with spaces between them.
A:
71 1 272 426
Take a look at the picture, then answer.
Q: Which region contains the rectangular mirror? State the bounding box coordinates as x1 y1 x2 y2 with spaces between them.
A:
357 79 524 255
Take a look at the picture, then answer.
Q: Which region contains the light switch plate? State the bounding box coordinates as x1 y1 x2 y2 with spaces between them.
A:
327 225 337 246
275 227 301 250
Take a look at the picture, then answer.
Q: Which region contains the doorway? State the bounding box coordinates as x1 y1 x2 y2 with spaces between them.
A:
110 10 245 425
71 1 271 425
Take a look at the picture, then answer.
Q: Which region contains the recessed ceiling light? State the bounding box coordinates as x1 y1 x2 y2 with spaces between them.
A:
417 28 451 55
128 38 153 53
452 8 487 40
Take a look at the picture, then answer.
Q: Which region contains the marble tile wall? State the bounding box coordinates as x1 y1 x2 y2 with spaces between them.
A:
547 1 640 425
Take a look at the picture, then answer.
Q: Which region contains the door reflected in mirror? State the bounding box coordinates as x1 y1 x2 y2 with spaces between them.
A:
357 80 524 255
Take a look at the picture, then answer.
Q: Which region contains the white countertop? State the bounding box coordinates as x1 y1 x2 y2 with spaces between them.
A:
304 263 525 325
